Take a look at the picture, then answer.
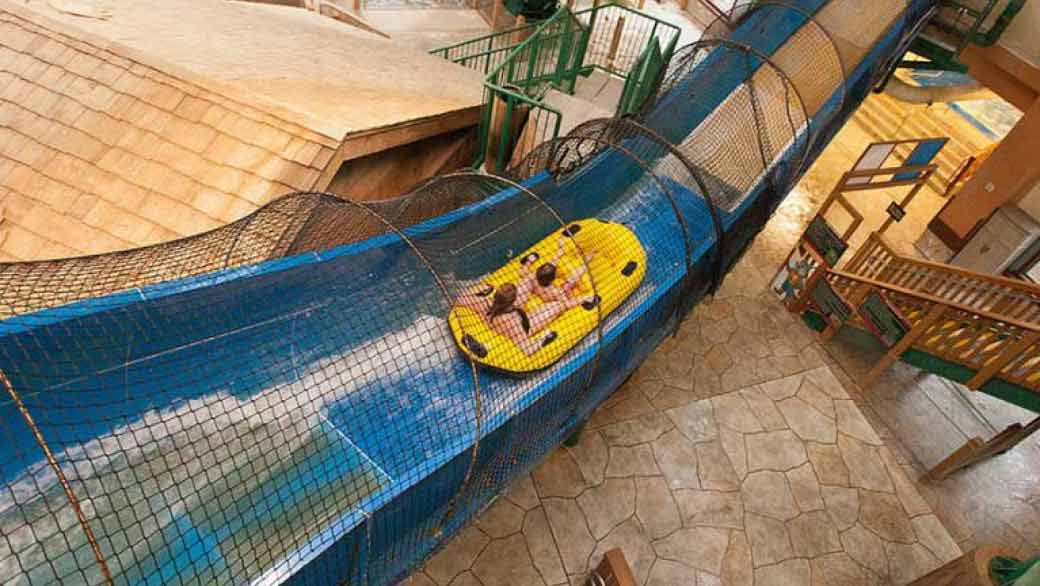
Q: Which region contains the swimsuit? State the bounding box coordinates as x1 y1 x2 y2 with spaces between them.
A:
492 307 531 333
511 307 532 333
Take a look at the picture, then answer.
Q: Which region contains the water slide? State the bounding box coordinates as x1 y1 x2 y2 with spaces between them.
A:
0 1 937 584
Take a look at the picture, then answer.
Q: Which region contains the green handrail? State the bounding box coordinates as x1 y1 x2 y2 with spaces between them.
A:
904 0 1027 72
431 3 681 171
935 0 1026 47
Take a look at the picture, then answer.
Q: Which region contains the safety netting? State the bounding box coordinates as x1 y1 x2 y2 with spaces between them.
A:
0 0 936 584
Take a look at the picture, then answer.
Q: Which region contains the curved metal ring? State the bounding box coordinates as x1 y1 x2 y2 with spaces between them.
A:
566 117 728 295
414 171 585 533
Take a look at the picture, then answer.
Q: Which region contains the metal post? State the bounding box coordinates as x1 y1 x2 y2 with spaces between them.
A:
491 0 502 31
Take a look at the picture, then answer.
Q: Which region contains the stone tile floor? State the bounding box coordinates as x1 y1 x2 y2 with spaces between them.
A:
402 96 1038 584
401 199 1037 586
405 365 962 586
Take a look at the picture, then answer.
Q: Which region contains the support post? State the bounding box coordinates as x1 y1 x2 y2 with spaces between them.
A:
821 282 871 342
925 415 1040 481
879 167 935 236
591 548 638 586
491 0 502 31
965 331 1039 389
862 301 948 389
608 16 625 71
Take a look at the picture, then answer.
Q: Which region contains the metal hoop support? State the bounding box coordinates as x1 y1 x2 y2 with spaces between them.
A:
567 117 728 294
1 370 115 586
412 172 589 536
316 193 486 542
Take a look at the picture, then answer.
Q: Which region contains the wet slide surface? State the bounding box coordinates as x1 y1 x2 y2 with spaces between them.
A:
0 1 936 584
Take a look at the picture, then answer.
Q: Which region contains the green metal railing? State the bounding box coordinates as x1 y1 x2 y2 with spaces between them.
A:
905 0 1026 72
431 3 680 172
429 18 543 76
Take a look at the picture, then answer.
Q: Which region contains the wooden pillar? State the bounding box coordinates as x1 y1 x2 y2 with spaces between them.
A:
608 17 625 71
820 282 871 342
490 0 502 31
879 168 935 236
862 302 948 389
591 548 638 586
932 99 1040 249
926 415 1040 481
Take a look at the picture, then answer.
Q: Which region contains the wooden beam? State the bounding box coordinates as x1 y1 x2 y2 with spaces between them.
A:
491 0 502 31
879 167 935 236
966 330 1040 389
821 282 870 342
314 106 483 190
592 548 638 586
908 545 1026 585
841 177 935 192
962 44 1040 111
608 17 626 71
863 302 948 389
925 416 1040 481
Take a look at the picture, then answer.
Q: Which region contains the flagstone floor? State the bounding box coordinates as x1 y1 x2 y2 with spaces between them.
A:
404 363 963 586
402 244 1037 585
400 241 972 585
402 94 1039 585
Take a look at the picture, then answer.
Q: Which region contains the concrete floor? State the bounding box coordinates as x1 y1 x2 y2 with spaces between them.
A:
401 89 1037 585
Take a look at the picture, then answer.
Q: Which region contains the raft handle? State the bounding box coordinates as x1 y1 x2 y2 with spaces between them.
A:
582 295 601 311
463 335 488 358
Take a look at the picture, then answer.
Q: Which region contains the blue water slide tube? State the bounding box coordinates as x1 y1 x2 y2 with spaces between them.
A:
0 1 936 584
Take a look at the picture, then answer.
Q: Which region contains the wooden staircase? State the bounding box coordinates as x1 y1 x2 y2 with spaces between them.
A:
834 233 1040 393
799 232 1040 479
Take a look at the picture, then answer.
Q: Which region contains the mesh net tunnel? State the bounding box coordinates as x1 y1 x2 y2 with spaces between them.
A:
0 0 937 584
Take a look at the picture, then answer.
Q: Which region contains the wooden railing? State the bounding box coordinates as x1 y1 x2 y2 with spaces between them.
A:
846 233 1040 324
836 233 1040 392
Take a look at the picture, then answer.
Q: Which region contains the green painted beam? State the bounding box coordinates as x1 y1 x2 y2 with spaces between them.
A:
801 311 1040 414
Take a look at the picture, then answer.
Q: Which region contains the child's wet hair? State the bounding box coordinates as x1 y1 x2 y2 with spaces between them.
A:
536 264 557 287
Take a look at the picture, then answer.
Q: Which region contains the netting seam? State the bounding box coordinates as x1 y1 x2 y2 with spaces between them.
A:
318 192 486 563
696 37 810 188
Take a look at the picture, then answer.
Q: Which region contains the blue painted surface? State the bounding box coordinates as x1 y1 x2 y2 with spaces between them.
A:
0 1 938 584
894 137 950 181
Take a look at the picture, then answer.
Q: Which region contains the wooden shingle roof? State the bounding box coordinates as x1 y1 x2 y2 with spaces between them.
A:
0 0 482 261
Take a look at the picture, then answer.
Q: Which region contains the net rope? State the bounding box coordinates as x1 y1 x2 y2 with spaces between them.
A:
0 0 927 583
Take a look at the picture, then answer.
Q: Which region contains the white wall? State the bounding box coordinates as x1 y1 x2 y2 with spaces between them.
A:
999 0 1040 68
1017 178 1040 222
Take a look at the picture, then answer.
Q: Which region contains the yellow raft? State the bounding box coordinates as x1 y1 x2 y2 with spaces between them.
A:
448 219 647 373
